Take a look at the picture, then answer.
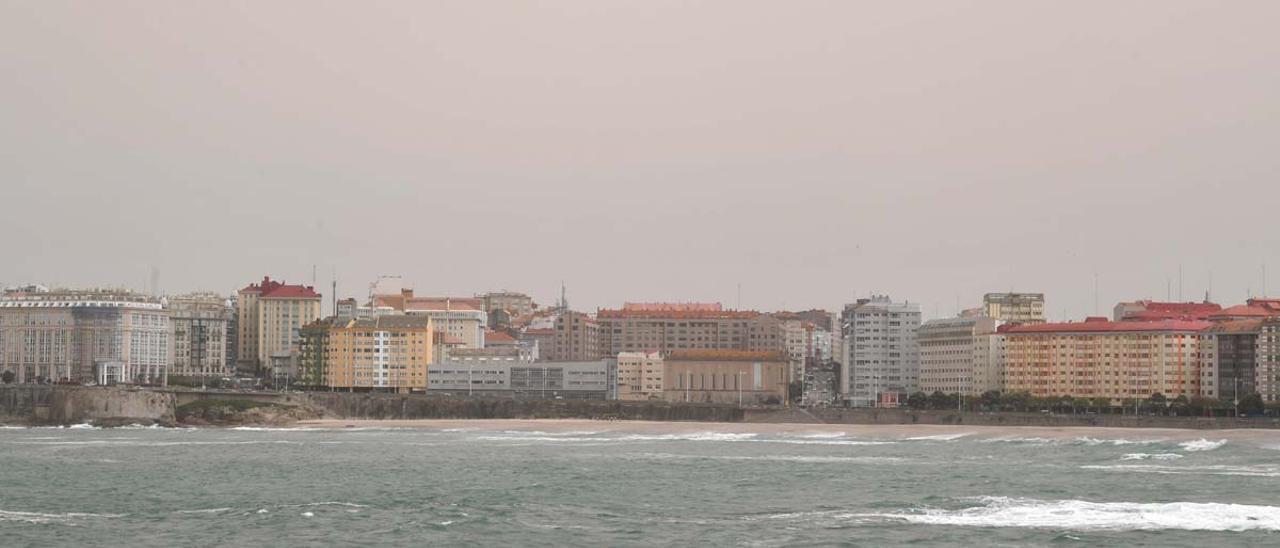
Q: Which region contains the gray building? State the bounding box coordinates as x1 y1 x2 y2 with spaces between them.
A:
840 296 920 407
167 292 234 379
428 358 614 400
917 316 998 396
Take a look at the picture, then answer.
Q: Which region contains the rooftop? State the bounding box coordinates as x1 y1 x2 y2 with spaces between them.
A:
241 277 320 300
1004 318 1212 334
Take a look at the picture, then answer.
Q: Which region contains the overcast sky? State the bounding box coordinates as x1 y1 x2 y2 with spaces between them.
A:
3 1 1278 320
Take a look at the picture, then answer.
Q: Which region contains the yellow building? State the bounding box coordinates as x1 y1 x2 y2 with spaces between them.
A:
1003 318 1210 403
236 277 322 375
326 316 433 392
662 350 789 405
616 351 664 401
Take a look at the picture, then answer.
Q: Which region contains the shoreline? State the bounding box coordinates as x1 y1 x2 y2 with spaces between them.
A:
293 418 1280 443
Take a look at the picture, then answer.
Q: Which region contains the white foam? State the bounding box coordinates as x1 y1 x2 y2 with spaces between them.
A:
0 509 126 524
1074 437 1163 446
1082 464 1280 477
176 507 233 515
628 452 905 464
790 432 847 439
905 433 972 441
869 497 1280 531
301 512 314 518
1119 453 1184 461
1180 439 1227 452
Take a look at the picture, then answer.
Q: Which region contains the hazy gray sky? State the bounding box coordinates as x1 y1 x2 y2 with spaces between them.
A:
3 1 1278 320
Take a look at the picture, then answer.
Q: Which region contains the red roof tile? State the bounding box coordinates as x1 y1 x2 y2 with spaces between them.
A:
1209 305 1278 319
1005 319 1212 334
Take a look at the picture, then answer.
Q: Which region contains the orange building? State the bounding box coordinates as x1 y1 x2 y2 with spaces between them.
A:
1003 318 1211 403
662 350 789 405
325 316 433 392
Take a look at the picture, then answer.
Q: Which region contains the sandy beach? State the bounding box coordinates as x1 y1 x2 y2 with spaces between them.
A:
296 418 1280 445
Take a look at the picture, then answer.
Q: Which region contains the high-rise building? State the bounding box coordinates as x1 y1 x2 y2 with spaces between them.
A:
1198 319 1261 401
615 351 663 401
917 316 998 397
840 296 921 407
983 293 1046 325
1256 317 1280 402
167 292 233 380
0 287 170 384
236 277 322 376
1003 318 1209 402
324 316 433 392
554 310 601 361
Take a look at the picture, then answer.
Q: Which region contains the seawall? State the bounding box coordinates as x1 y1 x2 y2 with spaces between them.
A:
746 407 1280 429
0 386 175 426
299 393 744 422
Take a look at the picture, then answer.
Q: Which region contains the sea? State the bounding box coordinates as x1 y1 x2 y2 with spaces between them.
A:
2 422 1279 547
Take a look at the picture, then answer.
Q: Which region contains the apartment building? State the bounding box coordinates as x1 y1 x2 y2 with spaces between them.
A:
0 287 170 384
840 296 921 407
373 290 486 349
917 316 998 396
554 310 601 361
662 350 789 405
1113 300 1221 322
1198 319 1261 400
236 277 322 375
1257 317 1280 402
325 316 433 392
983 293 1046 325
596 303 785 360
478 291 536 317
615 351 663 401
1003 318 1210 402
167 292 233 379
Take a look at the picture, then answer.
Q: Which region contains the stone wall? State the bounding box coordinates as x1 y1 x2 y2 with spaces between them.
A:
0 386 175 426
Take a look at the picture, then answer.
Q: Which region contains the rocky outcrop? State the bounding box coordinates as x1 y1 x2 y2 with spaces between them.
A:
0 385 174 426
174 398 323 427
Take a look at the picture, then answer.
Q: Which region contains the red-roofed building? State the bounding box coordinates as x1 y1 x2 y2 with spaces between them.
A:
1004 318 1211 402
1113 300 1222 322
1208 304 1279 321
236 277 322 375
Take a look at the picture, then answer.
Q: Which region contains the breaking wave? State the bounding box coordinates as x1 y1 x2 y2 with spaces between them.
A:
905 433 972 441
1118 453 1184 461
0 509 126 525
868 497 1280 531
1180 439 1227 452
1081 464 1280 477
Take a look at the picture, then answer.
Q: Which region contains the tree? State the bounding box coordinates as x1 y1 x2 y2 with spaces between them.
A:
1148 392 1167 405
906 391 928 409
980 390 1001 410
1240 393 1265 416
0 370 13 384
927 391 950 410
788 381 803 404
1001 391 1030 412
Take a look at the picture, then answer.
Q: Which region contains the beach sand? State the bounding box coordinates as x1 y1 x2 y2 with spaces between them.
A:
296 418 1280 444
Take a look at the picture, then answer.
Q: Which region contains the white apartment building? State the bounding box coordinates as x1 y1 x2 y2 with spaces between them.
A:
167 292 233 379
840 296 921 407
917 316 998 396
615 351 664 400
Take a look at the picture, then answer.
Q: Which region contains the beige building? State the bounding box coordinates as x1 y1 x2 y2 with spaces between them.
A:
662 350 789 405
1258 317 1280 402
236 277 322 375
917 316 998 396
596 303 785 360
326 316 433 392
1003 318 1210 402
983 293 1046 325
555 310 601 361
373 290 486 349
478 291 536 317
168 292 233 379
615 351 664 400
0 287 170 384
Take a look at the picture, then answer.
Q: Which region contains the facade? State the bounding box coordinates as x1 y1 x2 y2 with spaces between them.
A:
596 303 785 360
427 359 612 399
373 290 486 349
520 328 554 361
983 293 1046 325
840 296 921 407
236 277 322 375
615 351 664 401
917 316 997 396
661 350 789 405
0 288 170 384
167 292 233 379
1198 319 1261 400
427 347 529 394
478 291 536 317
554 310 601 361
973 331 1007 395
1003 318 1210 402
1258 317 1280 402
325 316 433 392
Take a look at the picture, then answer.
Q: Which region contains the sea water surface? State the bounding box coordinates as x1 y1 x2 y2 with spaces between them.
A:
2 422 1279 547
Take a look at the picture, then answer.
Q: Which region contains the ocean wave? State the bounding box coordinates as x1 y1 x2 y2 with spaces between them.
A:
14 440 299 446
1081 464 1280 477
868 497 1280 531
1074 437 1163 446
905 433 972 441
1119 453 1184 461
628 452 905 464
0 509 126 524
786 432 847 439
1179 439 1227 452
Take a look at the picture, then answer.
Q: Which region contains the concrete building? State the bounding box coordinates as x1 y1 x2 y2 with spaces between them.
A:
983 293 1046 325
1198 319 1261 401
167 292 233 380
325 316 433 392
917 316 998 397
427 347 529 394
596 303 785 359
1257 317 1280 402
554 310 601 361
427 359 612 399
973 331 1007 395
373 290 486 349
615 351 663 401
0 287 170 384
236 277 322 376
1003 318 1210 402
840 296 921 407
520 328 554 361
478 291 536 318
662 350 789 405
